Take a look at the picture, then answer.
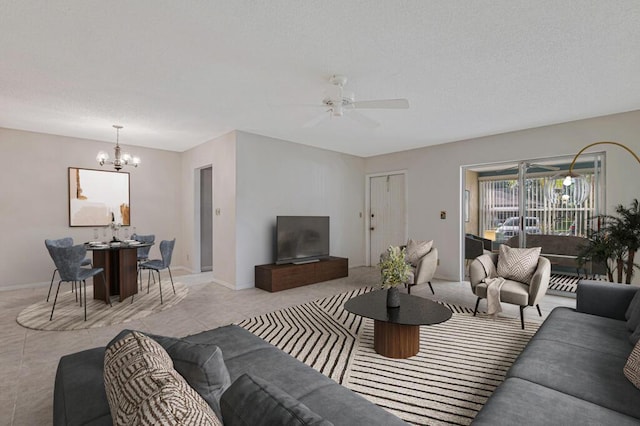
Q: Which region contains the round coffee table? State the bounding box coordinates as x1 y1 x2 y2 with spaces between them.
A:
344 290 452 359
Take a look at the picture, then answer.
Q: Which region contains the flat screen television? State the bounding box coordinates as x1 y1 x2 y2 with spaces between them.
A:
276 216 330 264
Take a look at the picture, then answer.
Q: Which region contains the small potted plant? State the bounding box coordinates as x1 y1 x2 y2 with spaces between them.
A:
379 246 411 308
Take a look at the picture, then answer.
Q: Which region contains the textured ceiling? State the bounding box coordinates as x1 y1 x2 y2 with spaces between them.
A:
1 1 639 157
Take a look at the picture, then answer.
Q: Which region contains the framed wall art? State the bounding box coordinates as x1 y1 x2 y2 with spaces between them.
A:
68 167 130 227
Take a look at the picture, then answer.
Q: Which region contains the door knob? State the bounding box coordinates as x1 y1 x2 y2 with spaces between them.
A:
370 227 375 231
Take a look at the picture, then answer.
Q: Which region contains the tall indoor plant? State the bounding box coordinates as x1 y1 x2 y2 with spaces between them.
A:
379 246 411 307
578 199 640 283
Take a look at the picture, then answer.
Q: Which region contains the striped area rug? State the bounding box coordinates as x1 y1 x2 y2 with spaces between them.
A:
548 273 580 293
238 287 538 425
16 281 188 331
548 273 608 294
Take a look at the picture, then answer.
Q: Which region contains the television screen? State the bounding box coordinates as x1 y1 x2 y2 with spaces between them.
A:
276 216 329 264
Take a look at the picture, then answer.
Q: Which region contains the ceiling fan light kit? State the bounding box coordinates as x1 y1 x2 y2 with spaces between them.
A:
308 74 410 125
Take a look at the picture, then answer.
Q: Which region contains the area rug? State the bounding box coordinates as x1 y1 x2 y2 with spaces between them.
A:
238 287 539 426
548 273 607 294
16 281 188 331
549 273 580 293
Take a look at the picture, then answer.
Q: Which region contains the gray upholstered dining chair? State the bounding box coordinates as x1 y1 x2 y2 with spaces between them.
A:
132 234 155 288
139 239 176 304
45 238 92 302
47 244 111 321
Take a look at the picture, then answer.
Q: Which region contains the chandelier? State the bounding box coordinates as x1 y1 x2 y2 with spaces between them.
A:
96 125 140 171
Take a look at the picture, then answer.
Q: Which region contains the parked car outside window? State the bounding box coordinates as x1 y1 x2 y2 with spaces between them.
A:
494 216 541 242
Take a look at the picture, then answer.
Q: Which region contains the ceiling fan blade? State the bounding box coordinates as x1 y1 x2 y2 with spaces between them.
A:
302 112 330 128
347 110 380 128
351 98 409 109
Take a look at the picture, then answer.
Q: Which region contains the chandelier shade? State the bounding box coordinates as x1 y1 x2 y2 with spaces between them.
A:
97 125 140 171
545 173 590 206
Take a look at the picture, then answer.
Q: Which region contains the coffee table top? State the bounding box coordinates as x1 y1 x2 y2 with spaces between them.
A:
344 290 452 326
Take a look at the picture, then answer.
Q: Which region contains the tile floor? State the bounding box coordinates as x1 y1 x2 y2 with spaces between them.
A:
0 267 575 425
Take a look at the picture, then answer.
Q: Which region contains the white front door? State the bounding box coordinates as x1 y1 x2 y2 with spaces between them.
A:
369 173 407 265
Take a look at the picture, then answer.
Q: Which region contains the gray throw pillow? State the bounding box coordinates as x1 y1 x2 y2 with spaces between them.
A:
626 290 640 330
630 325 640 346
107 330 231 420
220 374 333 426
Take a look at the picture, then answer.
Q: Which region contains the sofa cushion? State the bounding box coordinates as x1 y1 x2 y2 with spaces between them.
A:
473 280 529 306
507 337 640 419
182 325 408 426
624 340 640 390
221 373 333 426
406 239 433 266
104 331 220 425
532 307 633 358
497 245 541 284
108 329 231 419
472 377 640 426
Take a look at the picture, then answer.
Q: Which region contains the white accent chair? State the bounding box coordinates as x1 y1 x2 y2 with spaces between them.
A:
469 252 551 329
406 246 438 294
380 244 438 294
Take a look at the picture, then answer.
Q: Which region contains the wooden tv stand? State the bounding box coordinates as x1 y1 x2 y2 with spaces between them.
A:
255 257 348 292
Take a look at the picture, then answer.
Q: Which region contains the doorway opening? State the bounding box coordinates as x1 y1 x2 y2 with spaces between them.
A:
199 167 213 272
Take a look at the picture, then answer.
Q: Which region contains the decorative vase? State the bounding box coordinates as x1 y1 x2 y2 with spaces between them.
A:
386 287 400 308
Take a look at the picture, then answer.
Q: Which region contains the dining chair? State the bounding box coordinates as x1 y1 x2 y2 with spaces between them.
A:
139 239 176 304
45 238 92 302
47 244 111 321
133 233 155 288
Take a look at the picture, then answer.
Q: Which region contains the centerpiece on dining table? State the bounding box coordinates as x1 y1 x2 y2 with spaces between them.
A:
379 246 411 308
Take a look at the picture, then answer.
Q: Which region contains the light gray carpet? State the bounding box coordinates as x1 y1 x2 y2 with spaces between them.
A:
16 281 188 331
239 287 539 426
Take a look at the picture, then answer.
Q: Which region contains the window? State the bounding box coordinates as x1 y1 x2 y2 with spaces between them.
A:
479 166 599 243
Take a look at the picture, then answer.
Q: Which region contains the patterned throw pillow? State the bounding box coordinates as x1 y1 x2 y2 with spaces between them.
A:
497 245 541 284
406 239 433 266
624 339 640 390
104 331 221 426
107 329 231 420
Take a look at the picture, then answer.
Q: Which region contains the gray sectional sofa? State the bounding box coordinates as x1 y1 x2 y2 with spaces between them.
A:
54 324 407 425
473 280 640 425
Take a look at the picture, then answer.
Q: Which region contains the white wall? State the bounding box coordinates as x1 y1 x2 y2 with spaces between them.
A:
365 110 640 281
0 127 182 289
180 131 237 288
234 131 366 289
4 110 638 289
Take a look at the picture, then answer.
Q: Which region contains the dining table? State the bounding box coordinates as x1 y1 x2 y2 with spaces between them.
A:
86 240 153 303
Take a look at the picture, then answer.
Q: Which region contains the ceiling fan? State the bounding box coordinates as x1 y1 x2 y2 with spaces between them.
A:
304 74 410 128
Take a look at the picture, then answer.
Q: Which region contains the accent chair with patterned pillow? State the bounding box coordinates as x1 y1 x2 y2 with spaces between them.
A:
469 245 551 329
404 239 438 294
